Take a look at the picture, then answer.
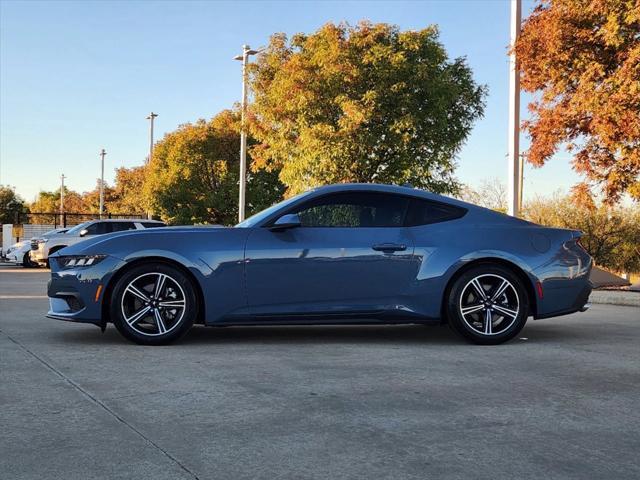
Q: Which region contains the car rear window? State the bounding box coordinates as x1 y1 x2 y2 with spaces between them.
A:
404 199 466 226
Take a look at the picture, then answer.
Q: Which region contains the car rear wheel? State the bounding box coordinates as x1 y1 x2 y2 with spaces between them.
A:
22 252 36 268
446 265 529 345
111 263 197 345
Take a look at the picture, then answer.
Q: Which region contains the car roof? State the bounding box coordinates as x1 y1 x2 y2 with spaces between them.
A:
307 183 473 209
87 218 163 223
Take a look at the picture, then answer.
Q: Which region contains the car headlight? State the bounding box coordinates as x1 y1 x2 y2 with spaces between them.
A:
58 255 107 268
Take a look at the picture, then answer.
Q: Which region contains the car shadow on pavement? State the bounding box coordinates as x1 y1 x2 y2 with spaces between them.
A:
51 323 466 346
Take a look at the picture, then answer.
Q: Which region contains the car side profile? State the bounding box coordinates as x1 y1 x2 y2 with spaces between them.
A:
46 184 592 345
31 219 165 267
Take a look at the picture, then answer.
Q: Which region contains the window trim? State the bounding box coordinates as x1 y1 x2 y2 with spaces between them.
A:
263 190 467 229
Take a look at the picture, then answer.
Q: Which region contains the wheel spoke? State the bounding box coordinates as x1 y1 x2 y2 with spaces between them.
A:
490 280 510 302
154 309 167 334
125 305 151 326
471 278 487 300
484 309 493 335
461 303 484 316
126 285 150 302
492 304 518 318
154 274 167 298
158 299 185 309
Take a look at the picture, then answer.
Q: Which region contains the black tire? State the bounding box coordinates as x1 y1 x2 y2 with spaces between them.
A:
22 252 36 268
110 263 197 345
446 264 529 345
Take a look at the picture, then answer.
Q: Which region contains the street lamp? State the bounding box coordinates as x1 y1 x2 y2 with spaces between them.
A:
234 45 261 223
146 112 158 166
99 149 107 218
146 112 158 220
507 0 523 217
60 174 65 227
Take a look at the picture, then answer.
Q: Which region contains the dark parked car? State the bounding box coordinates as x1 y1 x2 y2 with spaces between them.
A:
46 184 592 345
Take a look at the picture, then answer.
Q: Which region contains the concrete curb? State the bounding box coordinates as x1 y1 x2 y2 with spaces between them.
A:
590 290 640 308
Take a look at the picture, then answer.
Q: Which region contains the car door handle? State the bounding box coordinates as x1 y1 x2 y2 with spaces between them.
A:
372 243 407 252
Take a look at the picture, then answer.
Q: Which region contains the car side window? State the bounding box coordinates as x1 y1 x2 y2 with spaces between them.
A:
404 199 467 226
293 193 409 228
141 222 165 228
84 222 109 235
110 222 137 232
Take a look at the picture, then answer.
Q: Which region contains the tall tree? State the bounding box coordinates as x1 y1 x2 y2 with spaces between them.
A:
82 180 118 214
514 0 640 204
110 166 149 214
0 185 26 224
249 21 487 196
30 188 87 213
146 110 284 225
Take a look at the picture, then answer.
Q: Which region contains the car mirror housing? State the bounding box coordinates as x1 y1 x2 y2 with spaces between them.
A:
270 213 301 231
79 229 89 237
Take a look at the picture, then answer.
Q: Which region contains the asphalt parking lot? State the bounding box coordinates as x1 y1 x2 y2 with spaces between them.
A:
1 265 639 480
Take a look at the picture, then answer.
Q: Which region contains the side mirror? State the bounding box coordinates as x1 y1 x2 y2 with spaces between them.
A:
79 229 89 237
270 213 301 231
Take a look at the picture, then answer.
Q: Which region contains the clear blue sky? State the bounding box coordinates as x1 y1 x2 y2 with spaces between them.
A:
1 0 576 203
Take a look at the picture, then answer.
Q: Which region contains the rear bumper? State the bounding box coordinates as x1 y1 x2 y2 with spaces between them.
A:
534 281 592 319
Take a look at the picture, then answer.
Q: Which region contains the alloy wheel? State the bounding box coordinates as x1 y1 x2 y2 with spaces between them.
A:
120 272 187 336
458 274 520 336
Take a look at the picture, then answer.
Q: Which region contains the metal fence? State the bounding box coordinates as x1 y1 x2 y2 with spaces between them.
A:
16 212 149 229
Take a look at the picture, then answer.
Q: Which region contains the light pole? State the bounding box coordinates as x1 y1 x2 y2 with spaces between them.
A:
234 45 260 223
507 0 522 217
99 149 106 218
60 174 66 227
146 112 158 165
146 112 158 220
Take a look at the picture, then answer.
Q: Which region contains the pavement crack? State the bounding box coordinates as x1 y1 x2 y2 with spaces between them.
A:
1 329 200 480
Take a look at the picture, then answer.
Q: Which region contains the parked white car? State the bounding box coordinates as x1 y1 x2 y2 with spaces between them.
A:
30 219 165 267
5 228 68 267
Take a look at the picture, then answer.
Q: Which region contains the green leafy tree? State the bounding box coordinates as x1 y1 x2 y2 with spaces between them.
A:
0 185 26 224
30 188 87 213
110 166 149 214
146 110 284 225
249 21 487 196
82 180 118 214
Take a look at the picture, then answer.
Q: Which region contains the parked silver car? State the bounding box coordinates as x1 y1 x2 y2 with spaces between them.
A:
31 219 165 267
5 228 68 267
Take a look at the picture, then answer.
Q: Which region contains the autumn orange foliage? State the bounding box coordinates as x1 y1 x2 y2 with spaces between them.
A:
514 0 640 204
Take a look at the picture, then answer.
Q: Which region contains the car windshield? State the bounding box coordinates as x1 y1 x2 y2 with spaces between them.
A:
235 191 313 228
65 221 92 235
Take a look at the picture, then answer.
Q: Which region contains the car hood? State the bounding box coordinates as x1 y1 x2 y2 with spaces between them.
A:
52 225 229 257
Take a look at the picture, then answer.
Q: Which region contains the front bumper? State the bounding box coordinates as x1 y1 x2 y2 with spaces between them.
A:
30 246 48 266
47 254 124 326
6 251 21 264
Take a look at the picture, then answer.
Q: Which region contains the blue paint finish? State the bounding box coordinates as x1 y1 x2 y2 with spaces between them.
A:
46 184 592 328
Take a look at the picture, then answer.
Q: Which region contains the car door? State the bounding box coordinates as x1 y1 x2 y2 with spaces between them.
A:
244 191 420 318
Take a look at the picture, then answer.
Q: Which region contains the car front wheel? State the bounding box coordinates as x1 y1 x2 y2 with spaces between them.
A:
447 265 529 345
111 263 197 345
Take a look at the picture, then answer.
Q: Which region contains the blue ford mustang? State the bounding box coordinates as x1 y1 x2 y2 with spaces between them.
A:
47 184 592 345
